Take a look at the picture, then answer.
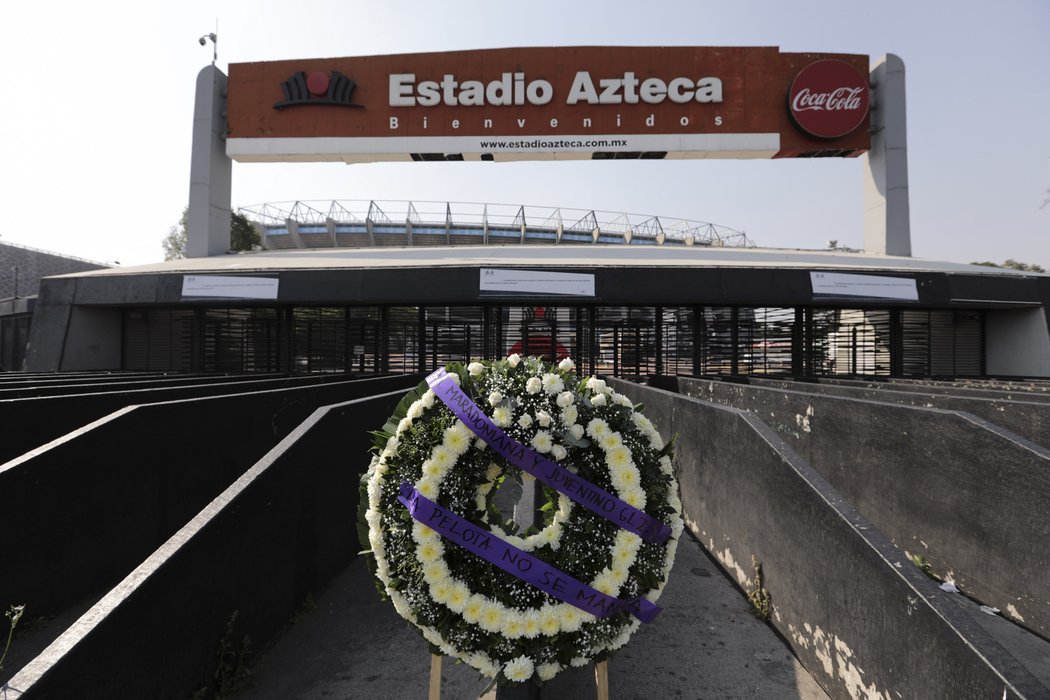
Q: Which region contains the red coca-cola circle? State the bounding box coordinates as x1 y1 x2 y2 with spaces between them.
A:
788 59 870 139
306 71 330 96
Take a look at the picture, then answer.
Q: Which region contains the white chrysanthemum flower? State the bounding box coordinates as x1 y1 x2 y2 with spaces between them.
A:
556 391 575 408
586 418 610 439
488 390 503 406
537 662 561 681
501 610 526 638
493 406 512 427
535 410 552 427
612 392 633 407
479 600 503 632
559 605 584 632
569 423 585 440
526 376 542 394
659 455 674 475
446 421 472 452
593 578 617 597
504 655 535 683
420 390 436 408
446 581 470 612
591 393 607 407
599 432 623 450
407 401 425 419
541 372 565 395
558 357 575 372
560 404 578 426
521 611 542 639
539 605 560 635
507 353 521 367
468 652 500 678
531 430 553 453
448 373 461 385
632 412 654 431
485 462 502 481
606 446 633 471
431 445 454 471
413 522 440 542
422 459 442 478
551 443 567 461
416 540 443 565
431 579 454 604
423 560 449 582
540 522 563 548
570 656 590 668
417 478 439 499
463 596 485 624
518 414 533 428
621 488 646 509
389 591 414 620
467 361 484 376
397 416 413 433
557 496 572 518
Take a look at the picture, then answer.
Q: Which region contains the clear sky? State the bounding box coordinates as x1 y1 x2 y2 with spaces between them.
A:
1 0 1047 267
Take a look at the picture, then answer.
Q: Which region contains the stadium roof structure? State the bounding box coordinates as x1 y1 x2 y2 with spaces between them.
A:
237 200 755 251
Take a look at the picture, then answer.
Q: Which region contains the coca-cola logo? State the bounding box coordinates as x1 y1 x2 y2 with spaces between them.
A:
788 59 869 139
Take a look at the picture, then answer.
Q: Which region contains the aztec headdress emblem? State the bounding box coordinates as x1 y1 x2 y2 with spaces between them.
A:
274 71 363 109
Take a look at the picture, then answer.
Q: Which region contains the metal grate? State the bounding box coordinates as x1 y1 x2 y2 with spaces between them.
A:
123 309 195 371
117 303 987 379
202 308 283 373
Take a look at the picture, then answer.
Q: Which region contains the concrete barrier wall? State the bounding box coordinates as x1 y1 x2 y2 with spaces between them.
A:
817 376 1050 403
675 376 1050 639
611 379 1045 700
743 375 1050 448
7 390 403 699
0 374 347 464
0 375 420 618
0 373 280 399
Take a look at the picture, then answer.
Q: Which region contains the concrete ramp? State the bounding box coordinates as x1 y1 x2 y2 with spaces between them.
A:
3 390 404 699
0 375 419 618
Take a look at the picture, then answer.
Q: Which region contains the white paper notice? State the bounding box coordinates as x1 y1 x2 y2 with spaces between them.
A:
479 268 595 296
181 275 280 300
810 272 918 301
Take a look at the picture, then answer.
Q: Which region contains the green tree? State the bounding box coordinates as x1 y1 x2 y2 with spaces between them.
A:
162 207 261 260
970 259 1046 273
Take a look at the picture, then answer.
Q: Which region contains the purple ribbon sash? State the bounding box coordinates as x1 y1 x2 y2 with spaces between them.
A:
425 368 671 544
399 482 662 623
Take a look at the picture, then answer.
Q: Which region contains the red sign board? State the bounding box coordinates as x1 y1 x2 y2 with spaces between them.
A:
788 59 870 139
226 47 871 162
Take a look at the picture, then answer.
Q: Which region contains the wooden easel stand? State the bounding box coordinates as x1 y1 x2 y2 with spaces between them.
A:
429 654 609 700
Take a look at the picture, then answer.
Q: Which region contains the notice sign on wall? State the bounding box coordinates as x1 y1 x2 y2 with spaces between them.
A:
181 275 280 300
479 269 595 297
810 272 918 301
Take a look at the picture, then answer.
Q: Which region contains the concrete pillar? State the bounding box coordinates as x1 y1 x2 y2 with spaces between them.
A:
187 65 232 258
863 54 911 257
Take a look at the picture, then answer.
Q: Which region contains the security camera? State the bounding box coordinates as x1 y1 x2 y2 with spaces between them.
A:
199 36 207 45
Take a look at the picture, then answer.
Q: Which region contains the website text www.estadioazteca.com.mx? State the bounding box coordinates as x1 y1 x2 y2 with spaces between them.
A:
479 137 628 150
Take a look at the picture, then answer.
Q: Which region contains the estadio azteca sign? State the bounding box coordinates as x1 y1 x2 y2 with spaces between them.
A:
225 47 870 163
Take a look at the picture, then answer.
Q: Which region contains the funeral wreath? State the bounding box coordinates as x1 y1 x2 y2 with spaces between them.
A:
358 355 683 685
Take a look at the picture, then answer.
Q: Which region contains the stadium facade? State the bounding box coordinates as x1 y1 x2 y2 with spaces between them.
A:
20 47 1050 378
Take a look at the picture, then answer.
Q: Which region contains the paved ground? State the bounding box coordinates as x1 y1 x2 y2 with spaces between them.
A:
242 533 831 700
